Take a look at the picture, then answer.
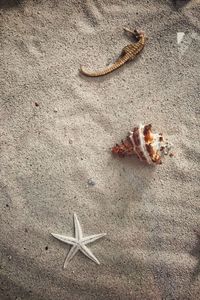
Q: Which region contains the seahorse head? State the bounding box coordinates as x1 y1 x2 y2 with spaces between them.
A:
135 30 148 43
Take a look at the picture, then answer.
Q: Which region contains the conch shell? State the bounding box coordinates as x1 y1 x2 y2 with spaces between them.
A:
112 124 172 164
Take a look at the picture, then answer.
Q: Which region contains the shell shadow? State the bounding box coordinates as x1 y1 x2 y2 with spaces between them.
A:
109 153 156 223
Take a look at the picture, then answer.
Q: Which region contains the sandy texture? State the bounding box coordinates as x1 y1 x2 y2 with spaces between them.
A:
0 0 200 299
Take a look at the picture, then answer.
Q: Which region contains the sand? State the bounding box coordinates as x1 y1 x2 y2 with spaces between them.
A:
0 0 200 299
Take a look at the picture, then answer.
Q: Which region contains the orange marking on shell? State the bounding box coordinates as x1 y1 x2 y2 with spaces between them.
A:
112 124 172 165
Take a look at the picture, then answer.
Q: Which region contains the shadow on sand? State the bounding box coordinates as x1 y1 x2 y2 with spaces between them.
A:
172 0 192 9
0 0 22 9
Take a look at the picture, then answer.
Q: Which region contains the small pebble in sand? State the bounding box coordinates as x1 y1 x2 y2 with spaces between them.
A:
54 108 58 112
87 178 96 186
35 102 39 107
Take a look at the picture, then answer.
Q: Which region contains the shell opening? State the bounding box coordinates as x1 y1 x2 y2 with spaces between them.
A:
129 124 172 164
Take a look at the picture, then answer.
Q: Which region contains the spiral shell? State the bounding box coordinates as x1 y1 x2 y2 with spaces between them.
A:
112 124 171 164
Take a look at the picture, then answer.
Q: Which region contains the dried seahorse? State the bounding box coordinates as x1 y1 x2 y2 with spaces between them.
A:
80 28 147 77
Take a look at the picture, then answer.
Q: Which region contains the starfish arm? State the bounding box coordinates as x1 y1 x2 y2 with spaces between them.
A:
80 244 100 265
64 245 79 268
74 213 83 240
51 233 76 245
82 233 106 245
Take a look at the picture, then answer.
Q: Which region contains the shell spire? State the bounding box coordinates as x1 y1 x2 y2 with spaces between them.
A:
112 124 172 165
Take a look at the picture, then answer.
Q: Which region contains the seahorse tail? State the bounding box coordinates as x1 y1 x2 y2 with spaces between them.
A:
80 54 129 77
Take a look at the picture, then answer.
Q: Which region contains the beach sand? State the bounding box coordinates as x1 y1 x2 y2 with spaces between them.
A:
0 0 200 299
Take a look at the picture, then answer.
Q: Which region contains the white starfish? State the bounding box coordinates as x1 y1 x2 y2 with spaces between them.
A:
51 213 106 268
